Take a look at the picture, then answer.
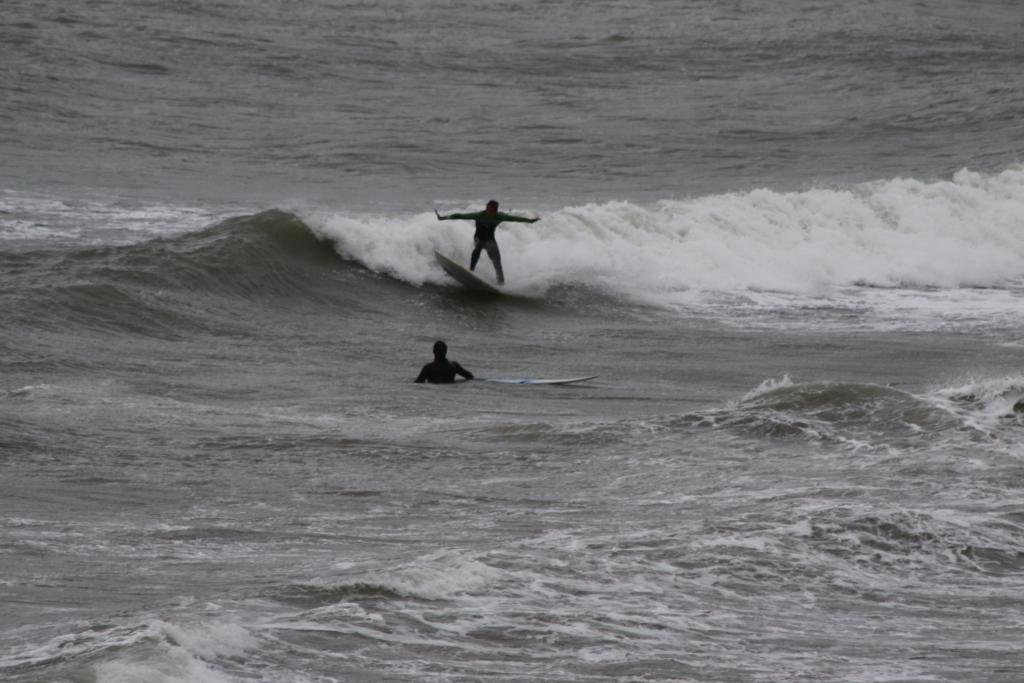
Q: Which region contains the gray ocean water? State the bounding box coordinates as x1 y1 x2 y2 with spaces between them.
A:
3 1 1024 682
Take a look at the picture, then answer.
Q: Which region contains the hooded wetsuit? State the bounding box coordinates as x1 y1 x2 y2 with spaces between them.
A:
415 358 474 383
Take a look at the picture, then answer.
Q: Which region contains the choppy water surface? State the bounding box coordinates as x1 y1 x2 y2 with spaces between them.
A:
2 1 1024 681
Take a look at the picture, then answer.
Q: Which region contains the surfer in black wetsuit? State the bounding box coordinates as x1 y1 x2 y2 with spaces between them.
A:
435 200 540 285
414 340 474 383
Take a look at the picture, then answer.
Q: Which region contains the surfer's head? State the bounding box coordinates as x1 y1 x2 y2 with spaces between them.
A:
485 200 499 213
432 340 448 359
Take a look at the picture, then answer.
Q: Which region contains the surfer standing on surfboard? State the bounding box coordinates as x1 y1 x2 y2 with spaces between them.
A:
435 200 540 285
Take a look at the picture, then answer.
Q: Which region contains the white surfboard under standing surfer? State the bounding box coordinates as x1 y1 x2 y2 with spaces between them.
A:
434 250 503 294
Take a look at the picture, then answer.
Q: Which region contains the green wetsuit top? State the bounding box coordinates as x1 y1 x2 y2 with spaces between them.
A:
441 211 537 242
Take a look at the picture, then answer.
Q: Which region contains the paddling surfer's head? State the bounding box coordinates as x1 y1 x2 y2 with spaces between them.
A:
433 340 448 359
485 200 499 214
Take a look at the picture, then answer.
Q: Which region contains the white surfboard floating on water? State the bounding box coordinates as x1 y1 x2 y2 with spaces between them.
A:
434 250 502 294
478 375 598 386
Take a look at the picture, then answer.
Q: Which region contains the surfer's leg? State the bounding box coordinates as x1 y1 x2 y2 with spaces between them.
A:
470 238 483 271
485 241 504 284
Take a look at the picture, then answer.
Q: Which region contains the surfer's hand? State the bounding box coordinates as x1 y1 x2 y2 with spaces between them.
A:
435 209 444 220
530 216 540 223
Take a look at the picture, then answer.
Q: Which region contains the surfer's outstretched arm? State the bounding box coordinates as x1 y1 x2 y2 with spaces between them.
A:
436 211 475 223
498 213 540 224
436 210 478 221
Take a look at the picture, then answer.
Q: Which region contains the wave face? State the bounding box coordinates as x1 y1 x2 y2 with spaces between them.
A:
1 210 394 340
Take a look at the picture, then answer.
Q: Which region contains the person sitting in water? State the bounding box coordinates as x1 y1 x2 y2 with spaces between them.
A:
435 200 540 285
414 340 474 383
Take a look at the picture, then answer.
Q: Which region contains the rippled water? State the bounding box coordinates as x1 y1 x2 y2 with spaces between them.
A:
3 1 1024 681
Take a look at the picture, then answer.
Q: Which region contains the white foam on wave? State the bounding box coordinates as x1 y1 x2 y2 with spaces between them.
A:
929 374 1024 436
307 166 1024 323
358 549 504 601
737 374 796 403
94 619 259 683
1 618 259 682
